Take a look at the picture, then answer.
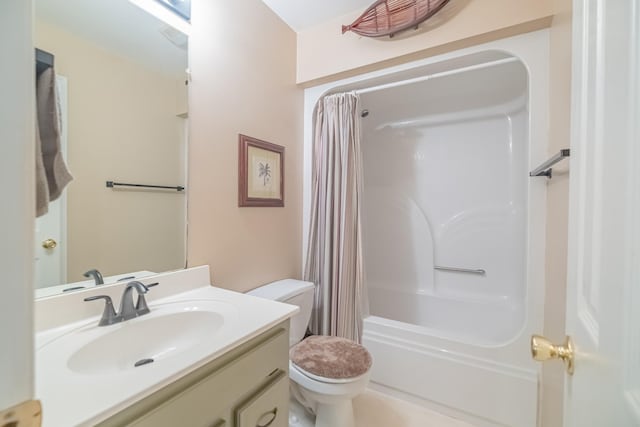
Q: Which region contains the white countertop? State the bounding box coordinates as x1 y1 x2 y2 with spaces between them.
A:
35 267 298 427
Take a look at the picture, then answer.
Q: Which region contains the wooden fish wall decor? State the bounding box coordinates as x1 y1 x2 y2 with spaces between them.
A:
342 0 451 38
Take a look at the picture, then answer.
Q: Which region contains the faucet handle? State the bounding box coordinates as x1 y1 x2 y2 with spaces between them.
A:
135 282 158 315
136 294 150 315
84 295 119 326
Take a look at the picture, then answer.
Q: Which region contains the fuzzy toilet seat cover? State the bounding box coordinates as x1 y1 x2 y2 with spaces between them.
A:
289 335 372 379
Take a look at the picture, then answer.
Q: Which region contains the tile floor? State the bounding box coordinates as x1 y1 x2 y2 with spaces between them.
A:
289 389 474 427
353 390 474 427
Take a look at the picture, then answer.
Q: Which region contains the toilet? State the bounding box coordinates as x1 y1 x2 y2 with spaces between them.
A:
247 279 372 427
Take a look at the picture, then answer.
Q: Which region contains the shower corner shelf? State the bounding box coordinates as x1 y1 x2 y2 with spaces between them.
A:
529 149 570 178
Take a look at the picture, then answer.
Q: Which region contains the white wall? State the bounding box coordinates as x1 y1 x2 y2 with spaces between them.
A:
0 0 35 409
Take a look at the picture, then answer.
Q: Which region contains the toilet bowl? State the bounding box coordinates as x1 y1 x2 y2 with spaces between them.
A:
247 279 372 427
289 361 370 427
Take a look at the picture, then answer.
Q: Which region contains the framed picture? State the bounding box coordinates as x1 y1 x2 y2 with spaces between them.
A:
238 134 284 207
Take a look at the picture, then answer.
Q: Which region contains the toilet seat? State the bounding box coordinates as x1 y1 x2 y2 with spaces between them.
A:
290 360 369 384
289 360 371 397
289 335 372 380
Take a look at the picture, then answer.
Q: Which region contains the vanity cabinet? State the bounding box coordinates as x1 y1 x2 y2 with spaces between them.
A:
98 322 290 427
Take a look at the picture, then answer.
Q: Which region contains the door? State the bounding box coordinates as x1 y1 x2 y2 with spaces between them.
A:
0 0 39 425
34 75 68 288
562 0 640 425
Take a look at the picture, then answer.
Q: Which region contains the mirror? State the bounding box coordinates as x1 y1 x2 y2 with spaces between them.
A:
34 0 188 297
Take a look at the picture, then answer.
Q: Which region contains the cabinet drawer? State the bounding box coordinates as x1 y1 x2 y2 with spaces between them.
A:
235 370 289 427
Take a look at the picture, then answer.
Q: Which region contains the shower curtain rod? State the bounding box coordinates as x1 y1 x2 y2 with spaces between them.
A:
354 57 520 96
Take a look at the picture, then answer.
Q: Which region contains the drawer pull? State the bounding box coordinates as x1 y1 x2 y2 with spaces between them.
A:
256 407 278 427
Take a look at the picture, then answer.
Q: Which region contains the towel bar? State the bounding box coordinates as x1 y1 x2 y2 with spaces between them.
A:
529 149 570 178
106 181 185 192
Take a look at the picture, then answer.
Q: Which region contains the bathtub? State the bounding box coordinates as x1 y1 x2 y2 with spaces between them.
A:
362 314 538 427
303 30 549 427
367 287 523 346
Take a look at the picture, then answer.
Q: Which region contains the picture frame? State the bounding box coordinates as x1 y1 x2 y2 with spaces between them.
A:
238 134 284 207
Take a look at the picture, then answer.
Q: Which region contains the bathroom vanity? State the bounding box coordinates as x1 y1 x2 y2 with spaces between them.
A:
34 266 297 427
100 323 290 427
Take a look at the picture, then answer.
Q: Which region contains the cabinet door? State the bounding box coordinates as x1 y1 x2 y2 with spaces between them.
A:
235 370 289 427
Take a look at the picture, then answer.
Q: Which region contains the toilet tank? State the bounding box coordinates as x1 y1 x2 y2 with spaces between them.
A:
247 279 315 347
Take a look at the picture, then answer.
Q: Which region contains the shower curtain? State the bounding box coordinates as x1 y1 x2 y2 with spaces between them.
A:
304 92 366 343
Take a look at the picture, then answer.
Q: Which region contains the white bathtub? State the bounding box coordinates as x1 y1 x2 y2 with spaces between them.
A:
367 287 522 346
362 314 538 427
303 30 550 427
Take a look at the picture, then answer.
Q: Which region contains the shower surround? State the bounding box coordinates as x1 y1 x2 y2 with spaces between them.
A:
303 30 549 427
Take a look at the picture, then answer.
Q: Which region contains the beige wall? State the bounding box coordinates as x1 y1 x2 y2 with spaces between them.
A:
297 0 554 85
540 0 572 425
35 21 186 283
187 0 303 292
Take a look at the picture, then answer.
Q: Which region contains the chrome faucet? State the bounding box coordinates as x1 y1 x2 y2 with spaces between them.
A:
83 268 104 286
117 281 149 321
84 281 157 326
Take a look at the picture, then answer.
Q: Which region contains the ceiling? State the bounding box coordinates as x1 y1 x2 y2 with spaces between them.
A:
35 0 187 77
261 0 372 32
35 0 367 73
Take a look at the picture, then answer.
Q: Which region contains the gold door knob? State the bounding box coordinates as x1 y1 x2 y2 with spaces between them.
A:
531 334 575 375
42 238 57 250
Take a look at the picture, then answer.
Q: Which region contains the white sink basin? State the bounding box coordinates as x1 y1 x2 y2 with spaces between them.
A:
38 299 237 377
68 310 224 375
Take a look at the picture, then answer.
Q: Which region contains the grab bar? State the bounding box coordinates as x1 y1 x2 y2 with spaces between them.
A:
435 266 486 275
